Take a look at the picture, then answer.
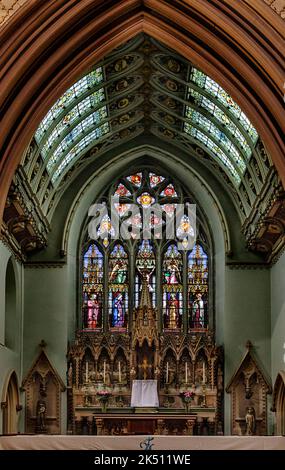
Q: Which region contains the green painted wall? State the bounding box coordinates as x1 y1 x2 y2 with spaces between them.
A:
23 266 69 433
271 251 285 384
223 267 271 434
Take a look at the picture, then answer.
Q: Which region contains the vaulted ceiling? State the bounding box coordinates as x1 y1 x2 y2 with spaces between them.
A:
0 1 284 263
32 34 259 190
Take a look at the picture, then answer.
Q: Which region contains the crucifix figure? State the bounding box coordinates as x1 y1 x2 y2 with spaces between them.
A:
138 357 153 379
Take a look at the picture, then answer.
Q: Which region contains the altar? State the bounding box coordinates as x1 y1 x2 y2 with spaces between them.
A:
64 253 224 438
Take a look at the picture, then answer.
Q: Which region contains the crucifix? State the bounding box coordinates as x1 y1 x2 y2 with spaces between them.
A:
138 357 152 380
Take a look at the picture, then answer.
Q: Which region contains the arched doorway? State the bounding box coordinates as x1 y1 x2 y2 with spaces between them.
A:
273 371 285 436
5 257 17 350
2 371 20 434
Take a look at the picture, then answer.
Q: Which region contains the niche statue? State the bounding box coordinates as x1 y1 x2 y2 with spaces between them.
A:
36 398 47 433
245 406 256 436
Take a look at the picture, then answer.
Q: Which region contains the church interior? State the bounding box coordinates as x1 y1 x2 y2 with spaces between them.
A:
0 0 285 448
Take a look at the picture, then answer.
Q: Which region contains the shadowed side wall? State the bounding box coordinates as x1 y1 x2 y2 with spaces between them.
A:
0 241 23 434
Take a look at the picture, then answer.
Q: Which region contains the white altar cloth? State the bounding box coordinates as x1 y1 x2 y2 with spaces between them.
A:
1 435 285 450
131 379 159 407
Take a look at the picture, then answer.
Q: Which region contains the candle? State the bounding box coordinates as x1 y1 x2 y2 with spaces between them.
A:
118 361 121 383
85 361 88 383
166 362 169 384
103 361 106 384
185 362 188 384
203 362 206 384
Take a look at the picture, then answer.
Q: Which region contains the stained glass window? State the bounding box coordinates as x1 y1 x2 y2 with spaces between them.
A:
137 193 155 208
135 240 156 308
188 244 208 329
82 171 211 333
35 68 104 142
163 244 183 330
51 122 109 183
97 214 115 248
114 183 131 197
190 68 258 143
108 244 128 328
185 109 246 172
114 203 131 217
41 106 107 160
160 184 177 198
149 173 165 187
126 173 142 187
185 123 241 184
187 91 252 156
183 67 260 186
82 244 104 330
34 66 110 184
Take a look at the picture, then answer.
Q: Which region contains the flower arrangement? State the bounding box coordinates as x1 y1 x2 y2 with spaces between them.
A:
97 389 112 398
180 391 195 401
96 389 112 412
179 390 195 413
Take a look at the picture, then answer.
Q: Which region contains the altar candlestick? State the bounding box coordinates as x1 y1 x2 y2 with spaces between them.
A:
185 362 188 383
85 361 88 383
118 361 121 383
166 362 169 384
103 360 106 384
203 362 206 384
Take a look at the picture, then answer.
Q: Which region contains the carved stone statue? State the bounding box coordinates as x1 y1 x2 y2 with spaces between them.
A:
154 366 160 381
130 367 136 381
245 406 256 435
67 363 73 387
36 398 47 433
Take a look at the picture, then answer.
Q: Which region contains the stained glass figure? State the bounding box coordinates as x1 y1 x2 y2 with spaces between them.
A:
188 244 208 329
82 244 103 329
97 214 115 247
126 173 142 187
163 244 183 329
109 291 128 328
109 244 128 328
135 240 156 308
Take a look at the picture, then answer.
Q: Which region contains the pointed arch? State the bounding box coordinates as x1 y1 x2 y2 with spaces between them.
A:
108 242 129 329
1 371 20 435
135 239 156 308
162 243 183 331
188 243 209 330
272 371 285 435
0 0 284 223
82 243 104 330
5 257 17 349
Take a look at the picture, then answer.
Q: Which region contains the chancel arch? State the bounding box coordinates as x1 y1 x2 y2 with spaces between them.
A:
0 0 284 224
